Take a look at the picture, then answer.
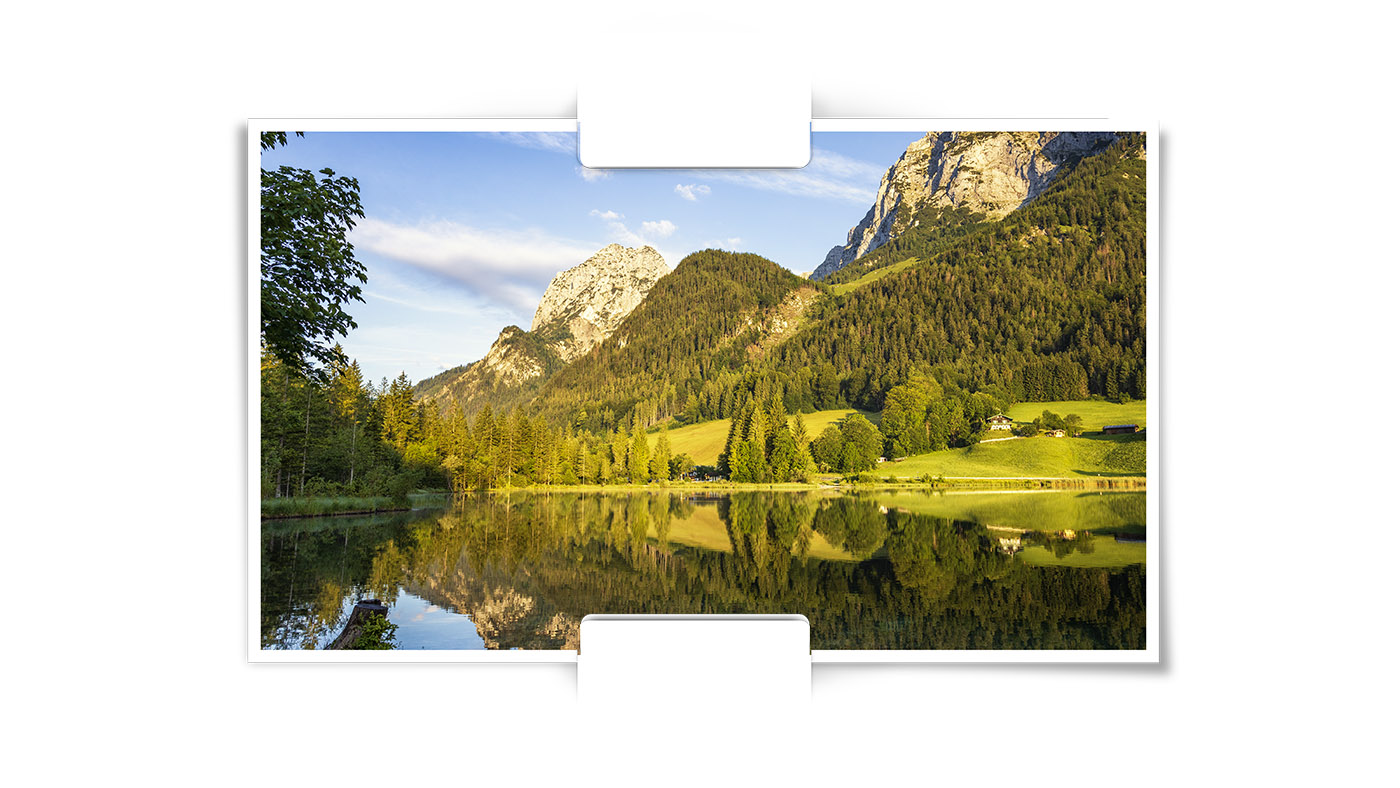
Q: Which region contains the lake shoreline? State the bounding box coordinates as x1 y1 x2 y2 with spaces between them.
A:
261 506 413 521
477 477 1147 494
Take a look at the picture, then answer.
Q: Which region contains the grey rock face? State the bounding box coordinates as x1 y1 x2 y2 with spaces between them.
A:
811 131 1118 280
476 326 543 386
415 244 670 411
530 243 670 362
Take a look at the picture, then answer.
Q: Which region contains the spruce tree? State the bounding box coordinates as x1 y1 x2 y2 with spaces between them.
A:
651 429 672 482
629 427 649 484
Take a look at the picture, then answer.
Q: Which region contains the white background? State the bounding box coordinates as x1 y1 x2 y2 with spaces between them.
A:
3 1 1393 785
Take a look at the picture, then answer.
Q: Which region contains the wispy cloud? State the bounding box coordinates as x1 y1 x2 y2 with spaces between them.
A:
591 212 677 245
352 218 599 316
363 289 478 317
675 183 711 201
704 237 743 251
640 219 676 238
484 131 576 155
361 266 518 322
589 212 681 265
698 148 887 204
484 133 606 181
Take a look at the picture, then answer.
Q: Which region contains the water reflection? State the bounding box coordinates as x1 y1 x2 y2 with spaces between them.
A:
261 491 1147 651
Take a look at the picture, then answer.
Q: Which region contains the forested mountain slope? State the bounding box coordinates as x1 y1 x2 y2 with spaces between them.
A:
763 133 1149 411
528 249 812 432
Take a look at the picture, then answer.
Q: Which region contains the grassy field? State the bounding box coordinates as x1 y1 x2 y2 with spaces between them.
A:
892 433 1146 479
864 489 1146 533
1006 399 1147 432
652 409 880 466
827 257 922 296
1018 535 1146 568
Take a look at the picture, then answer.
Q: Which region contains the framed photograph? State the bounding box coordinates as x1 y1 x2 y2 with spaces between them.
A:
249 119 1156 662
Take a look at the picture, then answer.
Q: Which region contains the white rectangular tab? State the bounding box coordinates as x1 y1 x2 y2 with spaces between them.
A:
577 615 810 705
578 74 810 168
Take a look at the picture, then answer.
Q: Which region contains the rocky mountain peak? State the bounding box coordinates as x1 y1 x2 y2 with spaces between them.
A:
812 131 1118 280
531 244 670 362
415 245 670 413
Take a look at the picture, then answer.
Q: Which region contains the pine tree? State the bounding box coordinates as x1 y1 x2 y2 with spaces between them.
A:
792 412 809 450
719 407 745 478
380 372 416 451
743 404 769 483
473 405 497 487
329 350 366 485
768 421 798 482
651 429 672 482
610 427 629 484
628 427 650 484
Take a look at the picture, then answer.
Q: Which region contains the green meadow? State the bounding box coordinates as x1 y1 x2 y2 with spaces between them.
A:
892 433 1146 478
1006 399 1147 431
827 257 922 296
653 409 880 466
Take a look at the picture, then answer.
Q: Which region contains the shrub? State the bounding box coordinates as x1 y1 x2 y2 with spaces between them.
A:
350 615 398 650
302 477 344 497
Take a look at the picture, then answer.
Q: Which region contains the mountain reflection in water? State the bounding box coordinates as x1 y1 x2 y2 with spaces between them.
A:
260 490 1147 651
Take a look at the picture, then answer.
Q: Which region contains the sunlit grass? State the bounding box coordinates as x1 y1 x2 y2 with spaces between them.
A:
651 409 880 466
827 257 922 296
894 433 1146 479
1005 399 1147 432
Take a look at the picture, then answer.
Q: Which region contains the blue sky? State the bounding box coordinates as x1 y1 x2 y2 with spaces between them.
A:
261 130 923 385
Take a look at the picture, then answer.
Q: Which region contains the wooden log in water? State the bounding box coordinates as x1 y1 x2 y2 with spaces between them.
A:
326 599 390 650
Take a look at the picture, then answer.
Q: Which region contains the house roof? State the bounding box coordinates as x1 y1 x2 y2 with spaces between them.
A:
988 414 1013 421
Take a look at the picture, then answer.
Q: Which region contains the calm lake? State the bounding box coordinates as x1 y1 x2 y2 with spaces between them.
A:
260 489 1147 651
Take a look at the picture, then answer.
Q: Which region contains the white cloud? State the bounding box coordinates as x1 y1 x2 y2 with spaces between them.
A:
484 131 576 155
577 166 611 181
704 237 743 251
674 183 711 201
640 219 677 238
352 217 599 316
697 148 887 204
589 211 677 247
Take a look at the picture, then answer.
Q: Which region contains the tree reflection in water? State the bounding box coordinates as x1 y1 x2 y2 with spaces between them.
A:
261 491 1146 651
